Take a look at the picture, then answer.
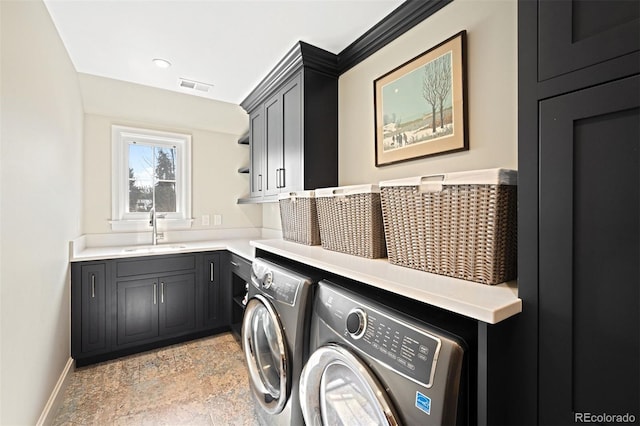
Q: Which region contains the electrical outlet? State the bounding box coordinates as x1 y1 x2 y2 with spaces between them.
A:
213 214 222 226
202 215 210 226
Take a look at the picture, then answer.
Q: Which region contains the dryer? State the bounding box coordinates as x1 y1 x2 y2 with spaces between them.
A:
242 257 319 425
300 280 467 425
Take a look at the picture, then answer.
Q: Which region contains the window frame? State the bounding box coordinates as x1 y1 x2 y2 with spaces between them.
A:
111 125 192 231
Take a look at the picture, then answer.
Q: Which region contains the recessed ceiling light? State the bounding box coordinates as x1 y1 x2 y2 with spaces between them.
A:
152 58 172 69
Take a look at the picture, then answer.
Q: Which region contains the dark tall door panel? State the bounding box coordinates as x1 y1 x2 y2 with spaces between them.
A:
81 264 107 353
539 75 639 425
250 107 265 198
538 0 639 81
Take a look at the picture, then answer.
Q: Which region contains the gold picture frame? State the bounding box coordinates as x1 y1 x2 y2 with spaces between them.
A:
374 30 468 166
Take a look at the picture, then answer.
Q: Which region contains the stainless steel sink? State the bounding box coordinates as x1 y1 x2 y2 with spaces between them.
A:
122 244 187 254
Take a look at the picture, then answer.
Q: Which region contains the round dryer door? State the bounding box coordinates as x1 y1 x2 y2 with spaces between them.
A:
242 295 288 414
299 344 400 426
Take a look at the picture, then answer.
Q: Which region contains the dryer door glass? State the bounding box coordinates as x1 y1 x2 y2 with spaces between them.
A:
242 296 288 414
299 344 399 426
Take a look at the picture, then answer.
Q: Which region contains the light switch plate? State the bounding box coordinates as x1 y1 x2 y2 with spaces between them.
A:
202 215 210 226
213 214 222 226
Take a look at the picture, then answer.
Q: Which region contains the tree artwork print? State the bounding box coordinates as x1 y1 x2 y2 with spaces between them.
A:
374 31 467 166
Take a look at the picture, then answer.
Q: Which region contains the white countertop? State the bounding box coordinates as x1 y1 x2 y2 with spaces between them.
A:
70 233 522 324
70 238 255 262
252 239 521 324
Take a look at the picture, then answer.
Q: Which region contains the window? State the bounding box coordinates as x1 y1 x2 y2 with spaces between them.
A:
111 125 192 231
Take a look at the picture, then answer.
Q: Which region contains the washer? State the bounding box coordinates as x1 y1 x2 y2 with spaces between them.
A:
300 280 467 426
242 257 319 425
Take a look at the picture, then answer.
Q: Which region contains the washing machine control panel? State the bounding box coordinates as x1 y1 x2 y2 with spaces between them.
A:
251 262 302 306
320 285 442 388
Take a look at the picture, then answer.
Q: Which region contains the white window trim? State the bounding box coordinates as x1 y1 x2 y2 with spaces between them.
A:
111 125 193 232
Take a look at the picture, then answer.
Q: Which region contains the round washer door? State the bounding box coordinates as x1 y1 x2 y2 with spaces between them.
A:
242 294 288 414
299 344 400 426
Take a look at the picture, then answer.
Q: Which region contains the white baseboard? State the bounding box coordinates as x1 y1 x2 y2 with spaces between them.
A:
37 357 74 426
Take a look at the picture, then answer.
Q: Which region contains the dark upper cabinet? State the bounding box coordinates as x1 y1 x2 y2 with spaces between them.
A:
240 41 338 203
264 90 284 196
537 0 639 91
72 262 110 357
249 106 265 197
538 75 639 424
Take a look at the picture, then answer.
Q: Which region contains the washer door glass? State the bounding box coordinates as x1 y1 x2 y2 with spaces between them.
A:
300 344 399 426
242 295 288 414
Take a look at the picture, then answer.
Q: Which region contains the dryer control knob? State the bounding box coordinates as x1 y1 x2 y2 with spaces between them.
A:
346 308 367 339
262 271 273 289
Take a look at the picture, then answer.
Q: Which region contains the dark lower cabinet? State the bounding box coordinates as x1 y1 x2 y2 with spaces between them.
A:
75 262 109 355
116 278 159 346
229 253 252 339
72 251 234 366
116 273 196 347
203 252 227 329
158 273 196 336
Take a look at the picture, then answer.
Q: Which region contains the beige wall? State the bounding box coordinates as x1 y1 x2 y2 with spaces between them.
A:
339 0 517 184
264 0 517 229
0 1 84 423
80 76 262 235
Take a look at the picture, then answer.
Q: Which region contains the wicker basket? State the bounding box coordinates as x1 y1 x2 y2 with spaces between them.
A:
315 185 387 259
278 191 321 245
379 169 517 285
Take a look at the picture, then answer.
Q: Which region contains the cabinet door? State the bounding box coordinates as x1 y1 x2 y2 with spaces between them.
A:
116 278 159 346
158 273 196 336
539 76 639 424
80 263 108 353
250 106 265 198
203 253 223 328
264 93 283 196
281 74 302 192
538 0 639 81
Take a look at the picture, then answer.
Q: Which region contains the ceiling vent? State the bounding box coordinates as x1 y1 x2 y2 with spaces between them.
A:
179 78 213 93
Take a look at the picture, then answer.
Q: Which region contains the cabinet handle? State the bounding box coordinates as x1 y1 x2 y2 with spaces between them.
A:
275 168 280 188
230 261 239 268
280 168 286 188
258 174 262 191
153 283 157 305
210 262 215 282
161 282 164 304
91 274 96 298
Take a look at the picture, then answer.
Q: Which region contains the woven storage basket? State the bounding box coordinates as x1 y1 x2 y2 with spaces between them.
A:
278 191 321 245
379 169 517 285
315 185 387 259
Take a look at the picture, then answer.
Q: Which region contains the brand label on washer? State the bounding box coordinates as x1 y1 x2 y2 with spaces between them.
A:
416 391 431 415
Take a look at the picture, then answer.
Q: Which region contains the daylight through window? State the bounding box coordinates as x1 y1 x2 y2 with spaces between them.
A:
112 125 192 230
128 143 177 213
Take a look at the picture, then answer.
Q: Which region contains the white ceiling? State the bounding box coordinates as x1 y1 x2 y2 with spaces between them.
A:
43 0 403 105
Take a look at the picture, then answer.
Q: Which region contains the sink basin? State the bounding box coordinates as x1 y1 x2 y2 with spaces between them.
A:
122 244 187 254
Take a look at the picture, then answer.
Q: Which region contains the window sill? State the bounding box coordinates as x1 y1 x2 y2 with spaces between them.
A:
109 218 194 232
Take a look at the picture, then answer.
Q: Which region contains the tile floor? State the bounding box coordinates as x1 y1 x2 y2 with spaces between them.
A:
52 333 260 425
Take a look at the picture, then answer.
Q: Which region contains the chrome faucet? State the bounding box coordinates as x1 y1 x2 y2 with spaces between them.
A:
149 208 165 245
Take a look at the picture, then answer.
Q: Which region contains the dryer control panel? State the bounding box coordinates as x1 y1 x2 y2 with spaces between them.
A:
317 282 442 388
251 258 307 306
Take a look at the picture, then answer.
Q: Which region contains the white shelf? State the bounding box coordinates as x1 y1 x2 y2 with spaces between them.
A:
251 239 521 324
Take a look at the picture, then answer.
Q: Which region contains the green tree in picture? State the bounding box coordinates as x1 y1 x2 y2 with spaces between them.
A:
154 148 176 212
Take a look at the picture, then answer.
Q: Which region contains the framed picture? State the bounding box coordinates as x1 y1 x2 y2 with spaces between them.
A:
374 30 468 166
